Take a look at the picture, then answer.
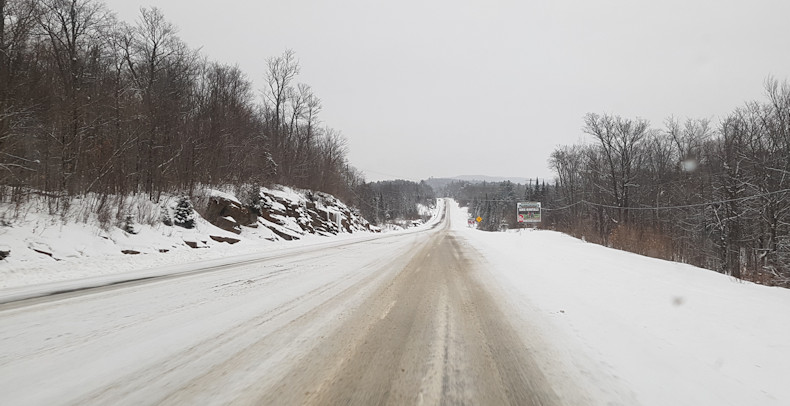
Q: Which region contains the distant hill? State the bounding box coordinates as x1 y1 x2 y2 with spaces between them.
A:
423 175 549 191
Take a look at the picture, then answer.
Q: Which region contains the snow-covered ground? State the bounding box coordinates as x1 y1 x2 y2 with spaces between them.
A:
449 201 790 406
0 199 444 303
0 187 434 289
0 199 447 405
1 198 787 405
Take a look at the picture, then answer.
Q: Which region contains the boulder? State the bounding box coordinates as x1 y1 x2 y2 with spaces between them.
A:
210 235 240 244
205 195 256 234
183 240 208 249
259 209 280 224
215 216 241 234
270 227 298 241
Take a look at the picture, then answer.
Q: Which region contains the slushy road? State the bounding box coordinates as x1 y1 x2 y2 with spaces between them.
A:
0 200 560 405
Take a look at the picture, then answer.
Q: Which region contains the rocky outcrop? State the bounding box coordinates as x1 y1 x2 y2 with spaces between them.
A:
201 187 374 242
204 195 256 234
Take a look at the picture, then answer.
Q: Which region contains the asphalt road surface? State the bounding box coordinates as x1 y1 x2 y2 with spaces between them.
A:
0 202 562 405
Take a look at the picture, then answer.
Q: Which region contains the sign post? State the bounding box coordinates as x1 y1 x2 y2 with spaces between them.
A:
517 202 541 225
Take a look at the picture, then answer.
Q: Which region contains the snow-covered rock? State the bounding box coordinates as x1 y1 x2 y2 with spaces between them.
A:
0 185 375 288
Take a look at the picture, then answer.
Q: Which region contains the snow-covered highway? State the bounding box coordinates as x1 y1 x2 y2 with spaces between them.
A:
0 200 562 405
2 199 789 406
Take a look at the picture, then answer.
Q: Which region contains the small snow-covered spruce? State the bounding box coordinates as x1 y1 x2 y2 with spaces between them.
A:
173 196 196 229
243 184 264 214
121 213 138 234
160 201 173 226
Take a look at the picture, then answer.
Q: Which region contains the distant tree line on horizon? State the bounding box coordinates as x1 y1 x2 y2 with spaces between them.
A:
0 0 362 213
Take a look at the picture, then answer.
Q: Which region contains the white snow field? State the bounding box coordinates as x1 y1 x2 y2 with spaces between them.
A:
449 201 790 406
0 199 787 405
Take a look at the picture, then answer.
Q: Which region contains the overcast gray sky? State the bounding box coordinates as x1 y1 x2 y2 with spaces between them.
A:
103 0 790 182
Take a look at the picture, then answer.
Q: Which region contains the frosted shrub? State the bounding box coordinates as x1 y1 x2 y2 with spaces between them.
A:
121 213 138 234
173 196 196 229
160 200 173 226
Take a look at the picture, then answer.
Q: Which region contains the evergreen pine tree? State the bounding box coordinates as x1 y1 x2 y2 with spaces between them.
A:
160 201 173 226
122 214 138 234
174 196 196 229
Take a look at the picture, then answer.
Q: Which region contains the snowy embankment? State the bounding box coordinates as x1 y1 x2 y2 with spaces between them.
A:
449 201 790 405
0 187 438 290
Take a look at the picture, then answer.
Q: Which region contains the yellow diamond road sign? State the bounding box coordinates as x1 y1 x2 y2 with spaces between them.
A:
476 216 482 223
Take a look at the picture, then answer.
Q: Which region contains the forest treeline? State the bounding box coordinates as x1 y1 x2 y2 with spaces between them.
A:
549 79 790 286
449 79 790 286
355 180 435 225
444 179 547 232
0 0 361 211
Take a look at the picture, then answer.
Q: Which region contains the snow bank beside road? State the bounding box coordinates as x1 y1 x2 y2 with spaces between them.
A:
0 187 439 290
0 196 442 297
450 201 790 406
